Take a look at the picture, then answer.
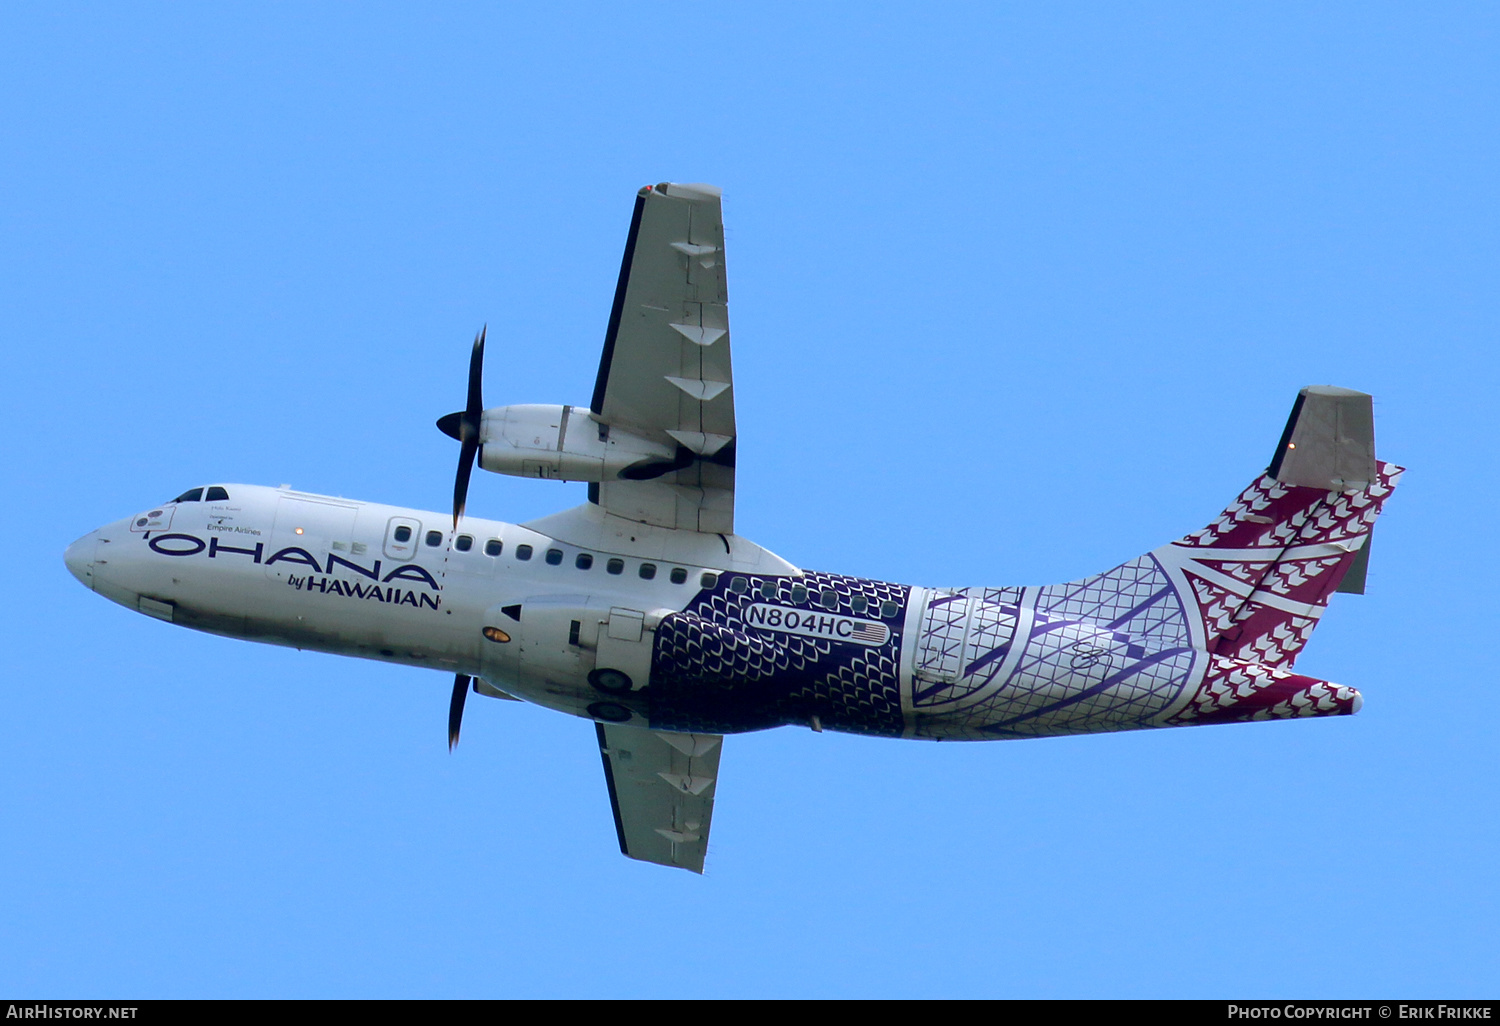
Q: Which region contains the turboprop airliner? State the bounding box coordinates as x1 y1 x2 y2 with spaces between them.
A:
65 182 1402 873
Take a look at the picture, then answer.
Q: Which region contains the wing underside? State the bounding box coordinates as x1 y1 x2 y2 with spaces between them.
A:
595 723 723 873
591 182 736 535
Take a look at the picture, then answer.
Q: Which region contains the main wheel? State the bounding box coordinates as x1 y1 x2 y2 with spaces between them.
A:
588 667 633 694
587 701 632 723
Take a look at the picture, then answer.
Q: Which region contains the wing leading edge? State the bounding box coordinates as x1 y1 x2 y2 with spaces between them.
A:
591 183 735 535
595 723 723 873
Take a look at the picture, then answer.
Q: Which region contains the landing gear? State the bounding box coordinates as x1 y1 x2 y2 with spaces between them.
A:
588 667 634 694
587 701 632 723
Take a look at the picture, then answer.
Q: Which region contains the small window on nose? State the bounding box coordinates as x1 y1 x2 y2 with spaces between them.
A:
205 486 229 502
171 488 204 503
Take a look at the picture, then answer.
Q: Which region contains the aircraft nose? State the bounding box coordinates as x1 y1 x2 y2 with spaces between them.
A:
65 532 99 589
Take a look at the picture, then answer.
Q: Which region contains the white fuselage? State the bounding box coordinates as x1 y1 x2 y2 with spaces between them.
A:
67 479 1365 741
65 484 800 727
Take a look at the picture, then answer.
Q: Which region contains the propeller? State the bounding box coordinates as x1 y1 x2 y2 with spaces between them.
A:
436 326 487 529
448 674 471 751
437 330 485 750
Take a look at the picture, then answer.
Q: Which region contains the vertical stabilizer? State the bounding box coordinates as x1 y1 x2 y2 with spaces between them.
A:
1269 386 1376 491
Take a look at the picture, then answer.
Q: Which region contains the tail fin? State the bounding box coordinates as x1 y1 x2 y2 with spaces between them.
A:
1157 386 1402 668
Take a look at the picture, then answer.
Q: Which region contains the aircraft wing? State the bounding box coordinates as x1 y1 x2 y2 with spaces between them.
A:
594 723 722 873
591 182 736 535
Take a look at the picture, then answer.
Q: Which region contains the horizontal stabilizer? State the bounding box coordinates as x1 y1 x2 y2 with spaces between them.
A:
1335 528 1371 595
1269 386 1376 491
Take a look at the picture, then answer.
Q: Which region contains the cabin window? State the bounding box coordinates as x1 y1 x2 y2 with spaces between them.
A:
484 539 503 557
851 595 868 615
393 525 413 543
639 563 657 580
700 572 718 589
545 548 563 566
880 600 899 619
607 558 624 575
669 567 688 585
729 577 749 594
791 584 808 604
425 530 443 547
515 544 533 561
455 535 473 552
820 589 838 610
575 553 593 570
205 486 229 502
171 488 204 503
760 580 778 600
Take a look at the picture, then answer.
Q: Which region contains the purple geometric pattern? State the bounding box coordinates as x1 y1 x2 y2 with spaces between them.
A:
909 463 1400 739
902 553 1196 739
645 464 1400 741
1157 461 1402 721
912 587 1023 708
649 570 909 736
1167 654 1361 725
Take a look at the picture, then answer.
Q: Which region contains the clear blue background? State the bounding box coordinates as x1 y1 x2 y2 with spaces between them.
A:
3 2 1496 998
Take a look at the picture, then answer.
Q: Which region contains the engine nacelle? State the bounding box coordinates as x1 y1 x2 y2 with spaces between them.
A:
479 404 674 482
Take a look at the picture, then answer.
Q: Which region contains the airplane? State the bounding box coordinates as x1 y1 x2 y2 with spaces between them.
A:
64 182 1402 874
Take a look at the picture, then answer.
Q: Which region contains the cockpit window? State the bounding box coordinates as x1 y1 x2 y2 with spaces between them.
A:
170 488 204 503
205 486 229 502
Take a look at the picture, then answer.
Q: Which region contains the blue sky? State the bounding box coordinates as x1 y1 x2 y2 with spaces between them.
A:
3 2 1497 998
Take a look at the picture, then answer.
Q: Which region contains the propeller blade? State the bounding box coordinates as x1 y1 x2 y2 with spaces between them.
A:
453 433 478 528
448 673 471 751
443 326 488 529
466 325 486 417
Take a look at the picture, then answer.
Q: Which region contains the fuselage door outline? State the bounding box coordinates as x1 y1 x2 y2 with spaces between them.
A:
383 516 422 561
